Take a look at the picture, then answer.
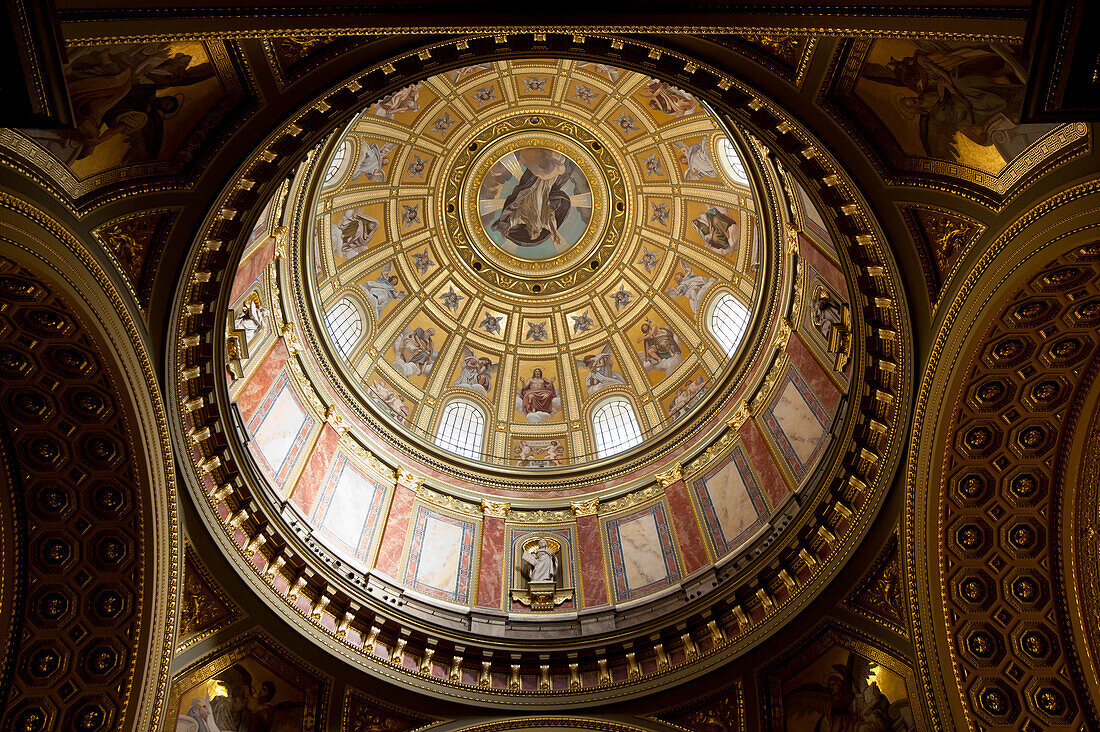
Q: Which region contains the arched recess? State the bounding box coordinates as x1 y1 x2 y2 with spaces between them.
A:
0 192 178 730
323 294 366 359
906 181 1100 730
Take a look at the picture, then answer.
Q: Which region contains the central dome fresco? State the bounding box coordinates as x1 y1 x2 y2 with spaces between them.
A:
305 59 762 469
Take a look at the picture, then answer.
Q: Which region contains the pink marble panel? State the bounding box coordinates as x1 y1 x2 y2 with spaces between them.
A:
229 234 277 305
787 334 842 411
798 231 847 297
477 515 505 608
739 418 791 510
575 514 608 607
664 479 709 574
288 423 340 517
374 483 415 578
235 339 289 421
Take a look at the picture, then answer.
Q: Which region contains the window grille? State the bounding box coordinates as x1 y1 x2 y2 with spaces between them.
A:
324 298 363 358
717 137 748 185
592 398 643 459
435 400 486 460
709 292 750 357
323 140 349 184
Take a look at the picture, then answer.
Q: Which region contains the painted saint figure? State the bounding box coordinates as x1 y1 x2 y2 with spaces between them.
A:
490 148 575 248
359 263 405 318
666 262 715 314
334 209 379 255
522 539 558 585
691 206 739 255
637 320 683 373
392 326 437 377
576 343 627 395
674 140 719 180
517 367 559 421
454 347 497 395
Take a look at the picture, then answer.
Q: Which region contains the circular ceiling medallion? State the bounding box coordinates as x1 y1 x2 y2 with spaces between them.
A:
449 112 624 297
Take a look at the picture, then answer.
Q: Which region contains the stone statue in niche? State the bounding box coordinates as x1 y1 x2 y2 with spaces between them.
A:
522 538 558 584
512 536 572 611
234 296 268 344
811 286 852 371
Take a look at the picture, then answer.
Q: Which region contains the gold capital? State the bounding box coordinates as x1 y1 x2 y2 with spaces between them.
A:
570 497 599 517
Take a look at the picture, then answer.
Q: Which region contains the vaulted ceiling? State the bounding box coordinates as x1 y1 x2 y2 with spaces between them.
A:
0 4 1098 732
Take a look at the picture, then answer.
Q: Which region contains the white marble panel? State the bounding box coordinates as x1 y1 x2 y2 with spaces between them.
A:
706 459 757 546
255 386 306 471
773 380 825 464
415 514 464 594
618 512 666 589
321 466 376 548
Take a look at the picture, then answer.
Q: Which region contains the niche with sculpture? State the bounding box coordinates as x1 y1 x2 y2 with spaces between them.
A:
509 532 574 611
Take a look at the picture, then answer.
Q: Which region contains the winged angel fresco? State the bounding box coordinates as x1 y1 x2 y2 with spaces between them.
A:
175 662 304 732
783 651 914 732
859 41 1040 164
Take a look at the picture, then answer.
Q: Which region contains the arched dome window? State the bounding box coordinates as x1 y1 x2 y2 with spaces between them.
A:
717 137 748 185
324 297 363 358
323 139 349 185
592 397 643 459
435 399 486 460
708 292 750 357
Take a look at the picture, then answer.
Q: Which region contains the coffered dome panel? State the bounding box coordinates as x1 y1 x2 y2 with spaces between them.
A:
306 59 763 470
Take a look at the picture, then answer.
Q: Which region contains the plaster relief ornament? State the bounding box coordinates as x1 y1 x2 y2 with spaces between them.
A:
516 368 561 422
411 248 433 274
666 262 716 314
431 112 455 136
372 83 421 119
570 310 594 333
523 538 559 584
692 206 739 255
523 77 547 92
650 203 670 226
352 141 396 183
674 139 719 180
643 78 699 117
333 209 380 256
359 262 405 318
573 85 599 104
638 320 683 374
454 347 498 395
669 375 707 421
392 326 438 377
782 651 915 732
577 343 627 394
439 286 463 313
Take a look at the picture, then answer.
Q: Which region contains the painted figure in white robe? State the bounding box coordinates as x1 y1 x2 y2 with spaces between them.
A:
666 263 715 314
